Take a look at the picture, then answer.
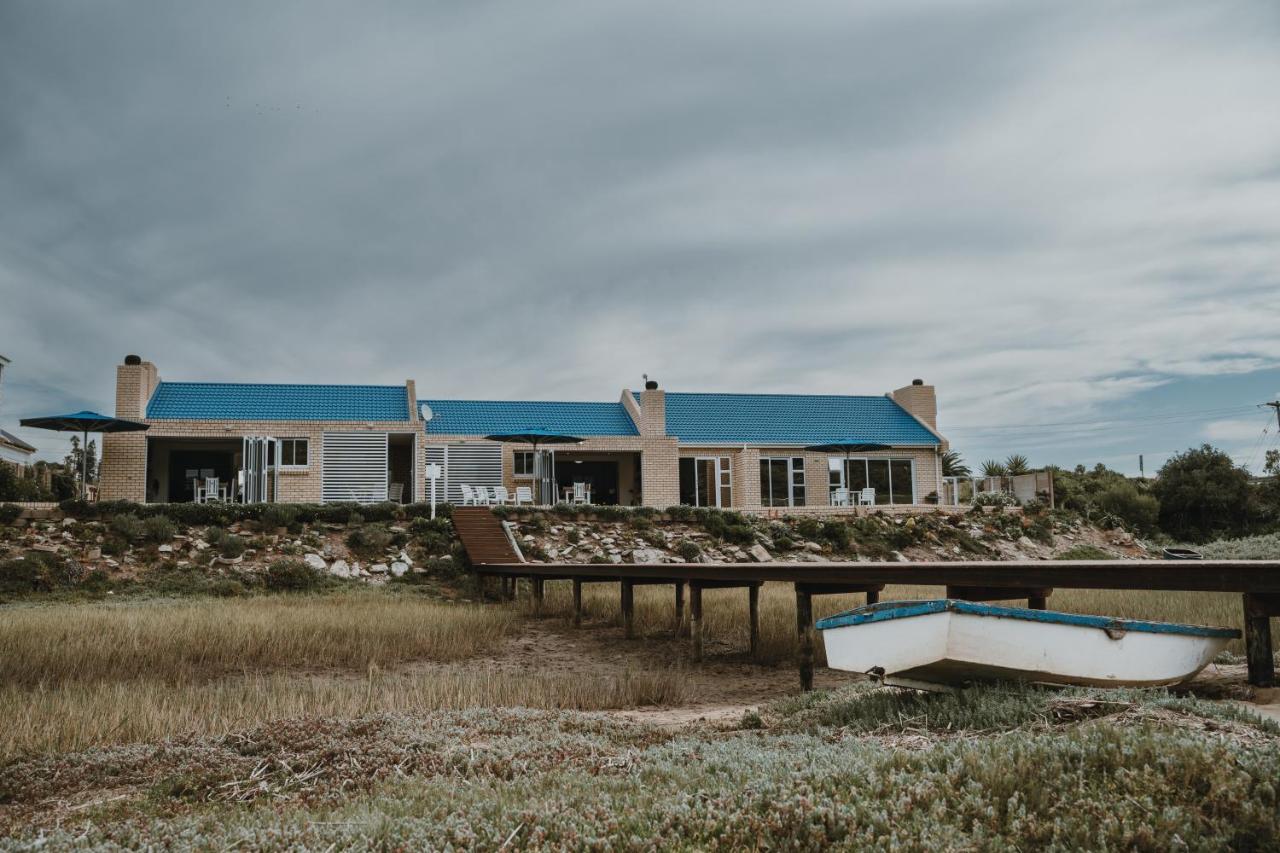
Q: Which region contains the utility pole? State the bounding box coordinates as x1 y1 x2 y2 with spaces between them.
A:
1138 454 1144 479
1267 397 1280 431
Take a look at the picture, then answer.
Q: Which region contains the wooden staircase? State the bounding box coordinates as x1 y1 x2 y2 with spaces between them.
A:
451 507 523 565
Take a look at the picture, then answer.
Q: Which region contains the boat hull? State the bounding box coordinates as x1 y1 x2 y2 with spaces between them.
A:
817 600 1238 691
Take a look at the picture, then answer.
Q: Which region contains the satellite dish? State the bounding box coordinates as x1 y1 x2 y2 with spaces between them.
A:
419 402 434 422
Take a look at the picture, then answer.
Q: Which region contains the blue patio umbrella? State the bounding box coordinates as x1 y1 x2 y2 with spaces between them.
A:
20 410 149 499
485 429 584 504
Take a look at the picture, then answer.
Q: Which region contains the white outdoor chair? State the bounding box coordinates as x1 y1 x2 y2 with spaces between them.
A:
459 484 475 505
387 483 404 503
203 476 223 504
514 486 533 506
472 485 492 505
493 486 512 505
859 487 877 507
831 487 850 507
571 482 589 505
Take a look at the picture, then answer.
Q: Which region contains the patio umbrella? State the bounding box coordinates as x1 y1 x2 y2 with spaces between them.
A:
485 429 584 504
20 410 149 499
806 441 891 504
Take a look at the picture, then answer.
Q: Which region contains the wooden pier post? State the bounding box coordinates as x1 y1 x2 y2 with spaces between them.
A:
532 578 544 616
621 580 635 639
572 579 583 628
675 581 685 634
1027 592 1048 611
690 582 704 662
796 585 814 692
866 587 879 606
1244 594 1277 687
748 583 760 660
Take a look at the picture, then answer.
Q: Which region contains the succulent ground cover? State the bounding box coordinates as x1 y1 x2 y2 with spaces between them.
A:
3 685 1277 850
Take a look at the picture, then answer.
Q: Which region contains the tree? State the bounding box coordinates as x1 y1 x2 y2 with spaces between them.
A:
1004 454 1031 476
940 450 970 478
980 459 1007 477
1152 445 1255 543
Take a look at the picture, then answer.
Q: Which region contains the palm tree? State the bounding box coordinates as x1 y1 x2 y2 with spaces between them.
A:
1004 454 1031 476
980 459 1007 477
940 450 971 478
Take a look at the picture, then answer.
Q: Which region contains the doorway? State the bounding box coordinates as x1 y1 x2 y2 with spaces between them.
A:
679 456 731 507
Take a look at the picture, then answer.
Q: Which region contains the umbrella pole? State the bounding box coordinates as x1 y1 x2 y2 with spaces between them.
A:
82 429 89 501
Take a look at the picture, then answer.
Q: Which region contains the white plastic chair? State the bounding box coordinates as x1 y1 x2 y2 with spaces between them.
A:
387 483 404 503
459 484 476 505
514 486 533 506
472 485 492 505
203 476 222 504
572 482 589 505
859 487 877 507
831 487 850 507
493 486 512 505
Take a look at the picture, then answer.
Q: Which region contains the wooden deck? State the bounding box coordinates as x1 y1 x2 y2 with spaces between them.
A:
469 556 1280 690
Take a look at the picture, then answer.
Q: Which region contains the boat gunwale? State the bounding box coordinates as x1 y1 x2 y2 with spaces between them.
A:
814 598 1241 639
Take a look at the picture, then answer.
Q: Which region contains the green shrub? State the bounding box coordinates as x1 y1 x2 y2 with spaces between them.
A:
142 515 177 544
264 559 325 592
0 504 22 525
0 557 53 595
346 524 392 557
1095 482 1159 535
675 540 702 561
821 521 851 551
795 518 823 540
261 504 299 531
209 578 248 597
973 492 1018 508
108 513 146 543
217 535 246 559
1153 445 1257 542
723 523 756 546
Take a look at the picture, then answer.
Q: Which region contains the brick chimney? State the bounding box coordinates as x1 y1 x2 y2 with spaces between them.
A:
638 379 666 437
891 378 937 431
115 355 160 419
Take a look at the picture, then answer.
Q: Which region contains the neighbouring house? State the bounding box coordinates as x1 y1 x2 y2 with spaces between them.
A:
0 354 38 467
98 355 948 510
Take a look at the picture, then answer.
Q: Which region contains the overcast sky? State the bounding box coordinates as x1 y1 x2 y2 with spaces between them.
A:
2 0 1279 473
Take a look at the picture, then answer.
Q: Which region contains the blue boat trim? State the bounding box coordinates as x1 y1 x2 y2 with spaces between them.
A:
814 599 1241 639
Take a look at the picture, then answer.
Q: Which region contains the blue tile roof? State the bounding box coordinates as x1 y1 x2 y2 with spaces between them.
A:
421 399 639 437
146 382 410 421
654 392 940 445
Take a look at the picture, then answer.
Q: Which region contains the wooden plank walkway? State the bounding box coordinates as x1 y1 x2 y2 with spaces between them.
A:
468 556 1280 690
452 507 523 565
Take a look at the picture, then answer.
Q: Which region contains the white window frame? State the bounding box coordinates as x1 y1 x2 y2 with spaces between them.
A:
277 438 309 470
828 456 917 505
760 456 806 508
513 450 535 478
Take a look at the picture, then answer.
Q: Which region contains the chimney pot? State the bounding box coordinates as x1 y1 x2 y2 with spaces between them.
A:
645 379 659 390
124 354 142 366
912 378 924 386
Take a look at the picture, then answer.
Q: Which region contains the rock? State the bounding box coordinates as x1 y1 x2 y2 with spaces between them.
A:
608 553 623 564
329 560 351 578
303 553 327 571
1017 536 1036 548
157 544 173 554
61 518 76 527
546 548 559 559
195 540 210 551
890 551 909 562
748 544 773 563
523 535 535 543
86 547 102 560
390 561 409 577
371 563 389 574
105 559 119 568
631 548 663 564
802 542 823 554
398 550 413 565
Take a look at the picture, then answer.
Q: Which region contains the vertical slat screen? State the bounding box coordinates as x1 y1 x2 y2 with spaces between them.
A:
322 432 389 503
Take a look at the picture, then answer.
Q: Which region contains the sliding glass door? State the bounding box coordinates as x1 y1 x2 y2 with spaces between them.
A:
760 457 806 507
828 457 916 505
679 456 731 507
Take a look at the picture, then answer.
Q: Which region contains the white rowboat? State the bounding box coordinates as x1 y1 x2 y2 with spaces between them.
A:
815 599 1240 692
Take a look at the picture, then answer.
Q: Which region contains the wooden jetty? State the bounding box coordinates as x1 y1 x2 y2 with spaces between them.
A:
453 509 1280 689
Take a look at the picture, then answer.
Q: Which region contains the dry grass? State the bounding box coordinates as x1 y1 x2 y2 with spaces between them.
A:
524 579 1276 664
0 667 685 759
0 593 517 688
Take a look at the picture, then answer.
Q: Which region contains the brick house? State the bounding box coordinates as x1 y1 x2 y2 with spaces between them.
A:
99 355 947 510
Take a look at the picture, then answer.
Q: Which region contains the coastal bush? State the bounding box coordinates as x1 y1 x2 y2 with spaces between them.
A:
264 559 325 593
108 513 146 543
346 524 392 557
1095 481 1159 534
1154 445 1258 542
675 540 702 561
141 514 177 544
0 503 23 525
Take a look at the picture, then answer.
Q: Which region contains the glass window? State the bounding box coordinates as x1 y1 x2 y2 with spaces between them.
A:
791 457 806 507
890 458 914 504
846 459 869 493
679 458 697 506
828 457 844 494
719 458 732 508
513 450 534 477
279 438 308 468
867 459 890 504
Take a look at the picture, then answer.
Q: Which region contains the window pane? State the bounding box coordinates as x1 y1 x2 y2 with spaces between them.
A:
890 459 913 504
847 459 869 492
828 457 843 494
679 458 696 506
279 441 291 466
295 441 307 466
759 460 772 506
867 460 890 504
